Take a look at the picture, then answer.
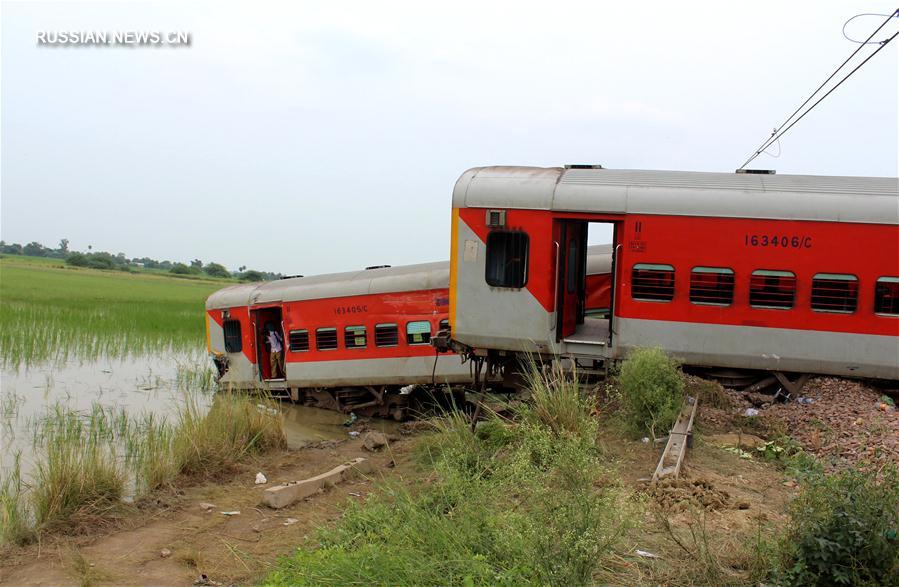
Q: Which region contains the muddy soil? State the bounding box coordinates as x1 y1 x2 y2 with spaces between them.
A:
0 435 413 586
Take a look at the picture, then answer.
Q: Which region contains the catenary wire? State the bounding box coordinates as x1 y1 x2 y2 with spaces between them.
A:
738 9 898 170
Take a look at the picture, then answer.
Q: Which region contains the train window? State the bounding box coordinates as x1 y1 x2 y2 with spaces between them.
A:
632 264 675 302
406 321 431 345
344 326 367 349
223 319 242 352
288 329 309 352
811 273 858 313
875 277 899 315
749 270 795 309
485 231 528 288
374 323 399 347
690 267 734 306
315 327 338 351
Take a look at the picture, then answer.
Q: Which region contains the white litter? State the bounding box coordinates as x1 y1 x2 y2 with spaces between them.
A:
744 408 759 417
221 511 240 516
255 472 267 485
283 518 298 526
635 549 660 559
399 384 416 395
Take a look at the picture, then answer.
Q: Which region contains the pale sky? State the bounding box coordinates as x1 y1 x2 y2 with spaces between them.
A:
1 1 897 275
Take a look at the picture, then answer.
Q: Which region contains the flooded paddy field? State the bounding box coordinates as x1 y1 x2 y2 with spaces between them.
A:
0 255 358 547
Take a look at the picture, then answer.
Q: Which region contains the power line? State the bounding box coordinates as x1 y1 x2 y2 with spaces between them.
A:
737 9 899 170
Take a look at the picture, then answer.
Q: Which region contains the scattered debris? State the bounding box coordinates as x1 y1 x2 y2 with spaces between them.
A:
348 431 361 439
362 431 388 451
255 472 267 485
194 574 221 586
199 502 216 512
635 549 660 559
343 412 358 427
221 511 240 516
348 492 361 497
256 403 278 417
160 548 171 558
283 518 298 526
797 397 814 405
640 437 650 444
743 408 759 417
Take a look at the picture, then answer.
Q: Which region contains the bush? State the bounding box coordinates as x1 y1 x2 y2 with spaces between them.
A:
774 466 899 585
203 262 231 278
618 348 684 439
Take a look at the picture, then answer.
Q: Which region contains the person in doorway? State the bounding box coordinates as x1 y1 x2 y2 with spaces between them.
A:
265 323 285 379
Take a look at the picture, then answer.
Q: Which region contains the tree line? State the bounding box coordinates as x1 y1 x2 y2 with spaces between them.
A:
0 239 282 282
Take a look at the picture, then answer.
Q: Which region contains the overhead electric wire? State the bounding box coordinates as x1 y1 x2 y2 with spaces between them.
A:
737 9 899 170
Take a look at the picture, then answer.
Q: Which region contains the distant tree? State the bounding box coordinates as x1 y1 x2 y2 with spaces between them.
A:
240 270 266 282
23 242 48 257
190 259 203 269
66 252 89 267
159 260 173 270
85 252 116 270
239 265 247 272
0 242 23 255
170 263 192 275
204 263 231 278
58 239 69 254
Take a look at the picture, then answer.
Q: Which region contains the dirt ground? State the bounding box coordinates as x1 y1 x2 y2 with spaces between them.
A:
0 435 415 586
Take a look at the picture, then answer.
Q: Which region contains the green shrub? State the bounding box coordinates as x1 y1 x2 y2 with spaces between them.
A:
618 348 684 439
774 466 899 585
0 455 33 545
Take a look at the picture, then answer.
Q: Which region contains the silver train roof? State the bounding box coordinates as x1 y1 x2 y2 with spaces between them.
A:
207 245 612 309
452 166 899 225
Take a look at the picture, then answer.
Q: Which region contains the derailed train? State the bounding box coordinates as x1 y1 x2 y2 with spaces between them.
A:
205 246 612 418
441 166 899 388
207 165 898 416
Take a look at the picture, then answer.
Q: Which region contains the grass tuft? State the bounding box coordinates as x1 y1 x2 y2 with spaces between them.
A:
30 407 126 530
174 391 286 478
266 364 635 586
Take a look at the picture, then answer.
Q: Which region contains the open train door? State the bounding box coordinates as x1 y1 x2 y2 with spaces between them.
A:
555 220 587 340
251 306 284 381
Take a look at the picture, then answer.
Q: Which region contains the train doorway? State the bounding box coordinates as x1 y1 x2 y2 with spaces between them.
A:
555 220 618 349
252 307 285 381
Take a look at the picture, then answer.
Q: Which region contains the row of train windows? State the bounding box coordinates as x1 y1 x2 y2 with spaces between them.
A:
288 319 449 352
631 264 899 315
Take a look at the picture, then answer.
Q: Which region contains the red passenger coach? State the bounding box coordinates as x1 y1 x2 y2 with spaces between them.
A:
206 249 612 418
447 166 899 385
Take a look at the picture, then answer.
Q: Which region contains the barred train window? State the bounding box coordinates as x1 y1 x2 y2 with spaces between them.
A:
375 323 399 347
690 267 734 306
811 274 858 313
632 264 675 302
316 327 338 351
223 319 242 352
875 277 899 315
288 329 309 352
406 321 431 345
344 325 367 349
485 231 529 288
749 270 795 309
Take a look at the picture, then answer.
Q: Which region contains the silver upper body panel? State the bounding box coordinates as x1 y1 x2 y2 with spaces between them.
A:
206 262 449 310
207 245 614 311
452 166 899 224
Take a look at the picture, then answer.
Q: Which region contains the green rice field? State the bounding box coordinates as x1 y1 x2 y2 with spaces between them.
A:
0 255 227 368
